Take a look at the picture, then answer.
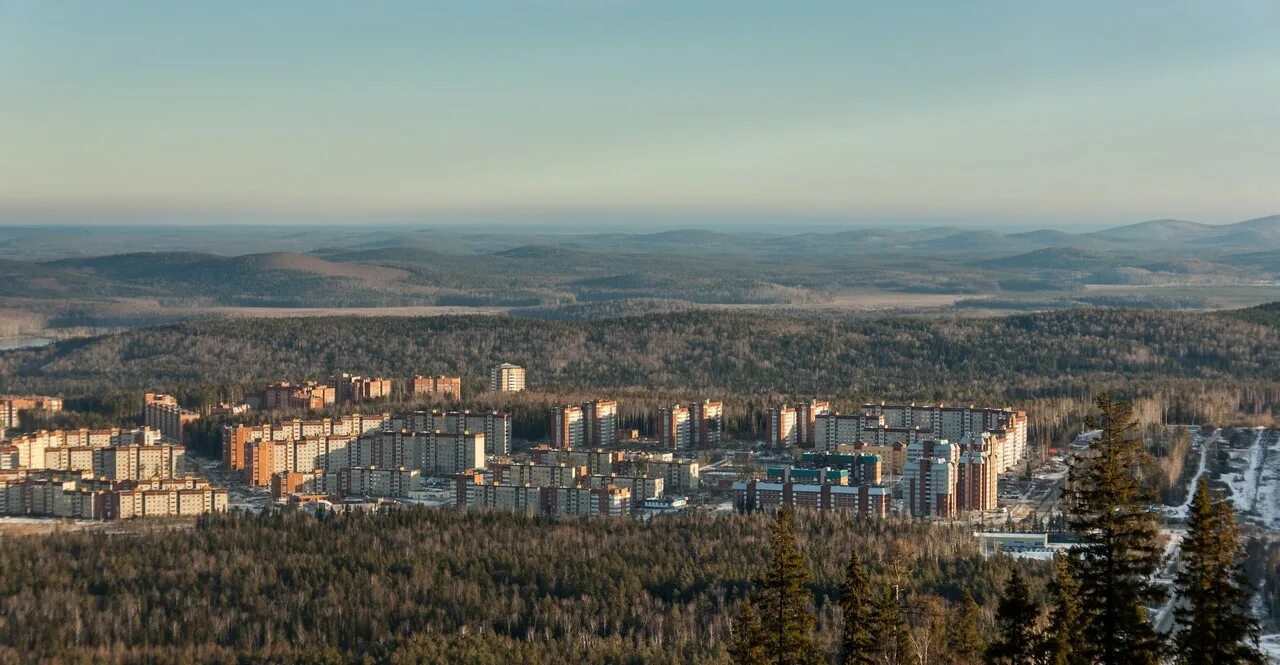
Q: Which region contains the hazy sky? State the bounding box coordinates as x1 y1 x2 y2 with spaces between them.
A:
2 1 1278 228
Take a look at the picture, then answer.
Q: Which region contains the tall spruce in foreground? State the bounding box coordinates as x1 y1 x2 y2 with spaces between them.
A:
758 508 821 665
1045 554 1085 665
1171 478 1263 665
729 598 770 665
946 590 985 664
1064 393 1165 664
839 550 878 665
986 570 1043 664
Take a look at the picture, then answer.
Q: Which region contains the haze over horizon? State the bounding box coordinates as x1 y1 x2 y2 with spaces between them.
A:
3 1 1279 229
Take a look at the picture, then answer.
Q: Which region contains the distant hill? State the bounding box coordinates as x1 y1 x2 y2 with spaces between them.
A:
1086 219 1212 242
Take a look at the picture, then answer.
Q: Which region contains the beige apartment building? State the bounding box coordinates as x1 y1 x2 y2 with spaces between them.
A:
143 393 201 442
490 363 526 392
0 395 63 430
330 373 392 404
411 375 462 399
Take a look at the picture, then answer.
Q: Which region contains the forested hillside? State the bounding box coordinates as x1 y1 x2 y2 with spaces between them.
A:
0 510 1029 664
3 306 1280 411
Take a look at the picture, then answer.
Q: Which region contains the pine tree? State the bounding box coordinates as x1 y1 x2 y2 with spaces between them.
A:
839 549 878 665
945 590 984 664
1046 554 1085 665
986 570 1042 664
757 508 821 665
729 598 769 665
1171 478 1264 665
1065 392 1165 664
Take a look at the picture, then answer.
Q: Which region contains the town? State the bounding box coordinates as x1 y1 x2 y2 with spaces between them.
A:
0 365 1031 525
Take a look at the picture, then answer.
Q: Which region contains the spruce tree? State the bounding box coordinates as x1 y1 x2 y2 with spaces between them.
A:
986 570 1042 664
839 549 878 665
946 590 984 664
757 508 821 665
871 586 909 665
1171 479 1263 665
729 598 769 665
1065 393 1165 664
1046 554 1085 665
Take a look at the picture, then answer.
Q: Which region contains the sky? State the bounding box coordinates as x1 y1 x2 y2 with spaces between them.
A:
1 1 1278 229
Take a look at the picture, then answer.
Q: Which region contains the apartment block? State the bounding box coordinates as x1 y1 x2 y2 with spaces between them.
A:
91 444 186 480
263 381 336 410
794 400 830 449
455 473 542 516
768 405 797 449
550 405 584 450
492 461 585 488
732 480 889 517
799 452 883 485
657 405 691 450
903 440 960 518
339 466 420 498
7 428 162 470
1 476 228 520
689 400 723 447
490 363 526 392
419 431 485 476
582 399 618 448
271 469 335 497
411 375 461 399
956 445 998 513
588 474 663 507
398 410 512 456
0 395 62 430
143 393 200 442
548 485 631 517
330 373 392 404
766 466 849 486
530 447 622 476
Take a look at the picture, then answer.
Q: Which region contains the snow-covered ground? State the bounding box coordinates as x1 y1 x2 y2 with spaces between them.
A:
1218 428 1280 529
1164 428 1215 520
1259 634 1280 662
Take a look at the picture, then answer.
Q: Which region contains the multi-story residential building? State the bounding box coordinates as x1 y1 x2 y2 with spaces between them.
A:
223 414 389 472
455 473 542 516
492 461 584 488
864 403 1027 471
903 440 960 518
330 373 392 404
263 381 336 410
548 485 631 517
271 469 335 497
768 405 798 449
6 428 162 470
490 363 526 392
795 400 831 449
0 395 62 430
956 444 998 513
799 452 883 485
689 400 723 447
454 475 631 518
770 401 831 449
398 410 512 456
732 480 889 517
143 393 201 442
633 454 701 492
588 474 663 512
91 444 186 480
530 447 622 476
419 432 485 476
339 466 420 497
1 475 228 520
410 375 462 399
657 405 691 450
765 466 849 485
550 405 584 450
843 441 906 476
582 399 618 448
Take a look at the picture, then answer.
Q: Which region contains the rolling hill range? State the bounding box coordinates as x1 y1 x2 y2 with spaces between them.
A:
1 214 1280 338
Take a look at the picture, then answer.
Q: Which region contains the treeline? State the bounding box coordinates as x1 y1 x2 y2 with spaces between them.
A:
5 306 1280 410
0 510 1035 664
